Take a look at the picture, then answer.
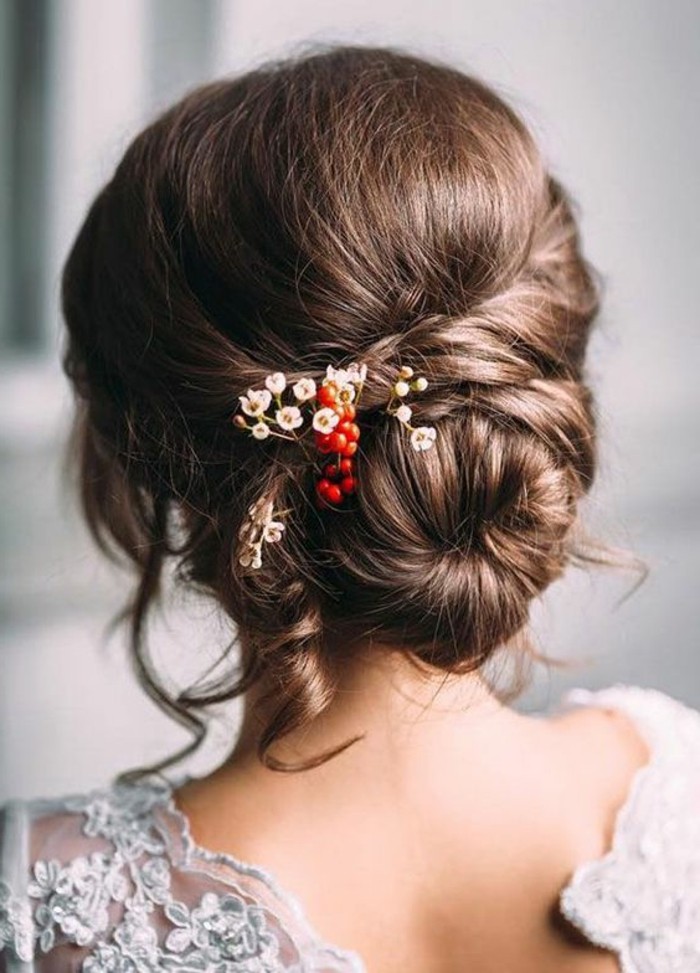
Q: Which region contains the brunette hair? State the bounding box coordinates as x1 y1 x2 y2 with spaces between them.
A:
61 45 602 774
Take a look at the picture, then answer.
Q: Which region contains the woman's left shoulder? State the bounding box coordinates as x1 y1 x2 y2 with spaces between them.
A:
557 682 700 971
557 681 700 759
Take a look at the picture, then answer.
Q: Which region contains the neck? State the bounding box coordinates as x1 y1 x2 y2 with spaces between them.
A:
228 642 521 772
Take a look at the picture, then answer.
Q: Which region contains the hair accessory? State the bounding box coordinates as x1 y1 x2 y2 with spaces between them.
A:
237 495 287 569
232 361 434 568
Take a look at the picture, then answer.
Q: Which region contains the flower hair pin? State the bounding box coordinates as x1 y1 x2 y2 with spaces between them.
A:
232 361 435 568
237 495 287 570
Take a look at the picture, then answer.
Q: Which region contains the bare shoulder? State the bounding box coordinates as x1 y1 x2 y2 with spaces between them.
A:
550 696 651 800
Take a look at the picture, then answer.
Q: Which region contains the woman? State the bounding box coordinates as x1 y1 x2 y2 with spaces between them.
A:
1 45 698 973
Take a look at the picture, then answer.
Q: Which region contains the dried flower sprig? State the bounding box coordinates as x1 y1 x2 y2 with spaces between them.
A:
237 495 288 569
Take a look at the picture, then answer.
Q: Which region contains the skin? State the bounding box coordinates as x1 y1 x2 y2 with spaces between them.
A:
173 643 649 973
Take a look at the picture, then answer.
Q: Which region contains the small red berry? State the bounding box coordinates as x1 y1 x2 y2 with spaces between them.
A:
328 431 348 452
324 484 343 504
316 435 335 454
341 441 358 458
316 478 332 496
323 463 340 479
343 403 356 421
316 384 338 407
337 420 360 442
339 457 354 476
340 476 356 495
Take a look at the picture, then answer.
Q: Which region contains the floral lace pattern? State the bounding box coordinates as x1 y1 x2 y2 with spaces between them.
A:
0 880 33 963
558 686 700 973
0 779 362 971
2 685 700 972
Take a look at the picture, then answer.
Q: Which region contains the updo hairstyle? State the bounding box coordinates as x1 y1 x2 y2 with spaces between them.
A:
61 46 601 771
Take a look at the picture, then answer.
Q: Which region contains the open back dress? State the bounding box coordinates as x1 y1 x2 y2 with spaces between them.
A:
1 684 699 972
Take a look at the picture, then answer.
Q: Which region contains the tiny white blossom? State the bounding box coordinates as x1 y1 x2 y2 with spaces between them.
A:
262 520 285 543
324 365 350 387
251 421 270 440
265 372 287 395
239 388 272 416
412 376 428 392
393 380 410 397
398 365 414 379
395 404 412 423
312 407 341 433
292 377 317 401
275 406 303 431
239 545 260 568
410 426 437 451
346 362 368 383
337 382 356 402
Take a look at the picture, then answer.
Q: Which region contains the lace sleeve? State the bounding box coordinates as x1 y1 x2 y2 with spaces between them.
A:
558 685 700 973
0 781 364 972
0 800 36 971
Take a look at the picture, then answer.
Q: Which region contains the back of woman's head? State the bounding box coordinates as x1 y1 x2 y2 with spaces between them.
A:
61 45 601 771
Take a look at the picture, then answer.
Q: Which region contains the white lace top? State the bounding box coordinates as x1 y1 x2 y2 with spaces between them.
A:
1 684 699 972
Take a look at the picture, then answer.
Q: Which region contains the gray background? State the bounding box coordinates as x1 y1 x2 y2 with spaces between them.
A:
1 0 698 802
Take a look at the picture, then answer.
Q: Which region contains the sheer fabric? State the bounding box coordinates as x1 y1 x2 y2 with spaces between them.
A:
1 684 699 972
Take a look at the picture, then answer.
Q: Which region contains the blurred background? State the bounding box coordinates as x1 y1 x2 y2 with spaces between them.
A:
1 0 698 802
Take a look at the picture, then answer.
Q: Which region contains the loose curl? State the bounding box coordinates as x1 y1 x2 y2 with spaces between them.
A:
61 45 602 775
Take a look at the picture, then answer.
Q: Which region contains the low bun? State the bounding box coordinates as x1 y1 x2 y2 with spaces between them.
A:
61 45 602 773
313 382 590 668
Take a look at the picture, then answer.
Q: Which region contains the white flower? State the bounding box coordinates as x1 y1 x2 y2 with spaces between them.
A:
324 365 350 387
412 376 428 392
410 426 437 451
337 382 356 402
292 377 317 401
398 365 414 379
251 421 270 440
312 407 340 433
262 521 285 543
238 543 263 569
264 372 287 395
395 404 412 423
346 362 368 383
275 406 303 431
393 380 410 397
239 388 272 416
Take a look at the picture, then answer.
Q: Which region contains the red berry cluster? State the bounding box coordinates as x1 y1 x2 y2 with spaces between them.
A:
313 381 360 506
